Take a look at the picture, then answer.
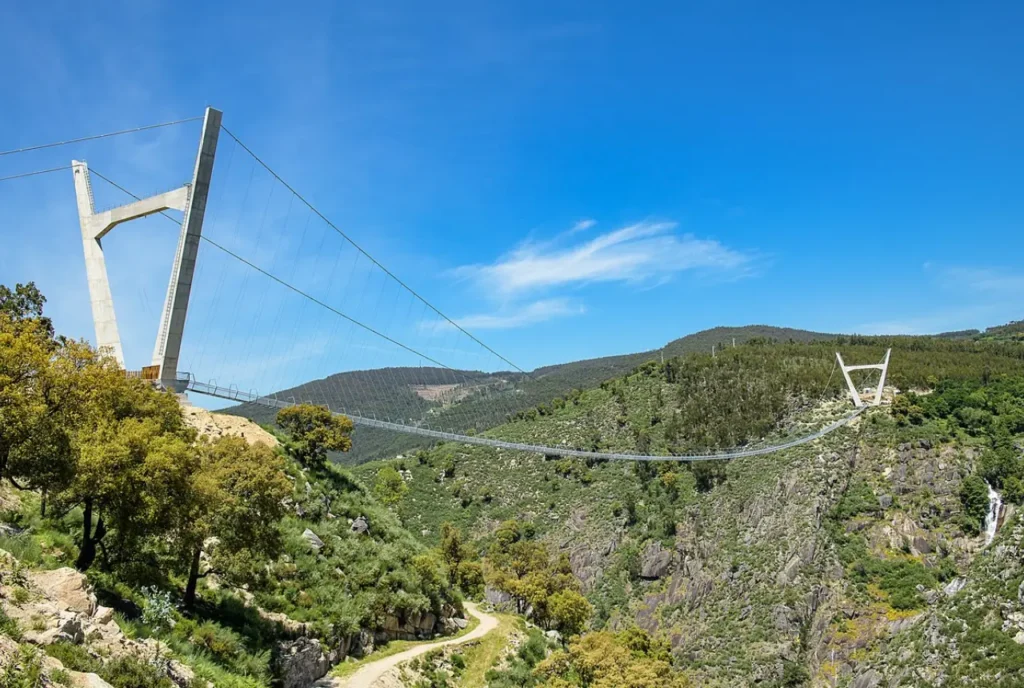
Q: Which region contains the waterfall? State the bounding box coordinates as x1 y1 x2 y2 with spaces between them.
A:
984 481 1002 547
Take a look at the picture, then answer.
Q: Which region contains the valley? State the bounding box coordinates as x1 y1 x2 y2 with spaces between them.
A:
3 281 1024 687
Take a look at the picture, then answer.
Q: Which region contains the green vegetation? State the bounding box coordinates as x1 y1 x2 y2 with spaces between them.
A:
276 404 353 469
959 475 990 535
0 282 467 686
534 628 689 687
484 519 592 635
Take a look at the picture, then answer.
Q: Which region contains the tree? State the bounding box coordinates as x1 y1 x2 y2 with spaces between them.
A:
57 360 195 571
276 404 353 469
439 523 468 587
485 521 582 624
535 630 690 688
959 474 990 535
179 436 290 607
0 282 52 338
548 589 592 638
373 465 408 507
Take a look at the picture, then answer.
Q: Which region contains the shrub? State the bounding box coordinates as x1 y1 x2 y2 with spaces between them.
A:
45 642 101 674
102 655 176 688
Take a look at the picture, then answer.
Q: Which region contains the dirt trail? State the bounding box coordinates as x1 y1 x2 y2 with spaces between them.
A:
318 602 498 688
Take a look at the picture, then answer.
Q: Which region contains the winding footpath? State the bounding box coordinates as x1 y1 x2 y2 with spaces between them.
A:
317 602 499 688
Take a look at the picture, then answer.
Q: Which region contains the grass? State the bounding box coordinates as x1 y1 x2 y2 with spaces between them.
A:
456 613 523 688
331 610 482 679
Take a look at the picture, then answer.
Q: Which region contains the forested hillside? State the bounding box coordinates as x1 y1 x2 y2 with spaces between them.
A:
355 334 1024 686
225 325 834 464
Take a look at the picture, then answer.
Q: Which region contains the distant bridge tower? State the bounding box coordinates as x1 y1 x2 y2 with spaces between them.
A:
71 107 221 390
836 349 892 407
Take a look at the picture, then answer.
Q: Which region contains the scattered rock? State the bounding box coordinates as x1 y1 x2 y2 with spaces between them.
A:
350 516 369 535
29 568 96 615
302 528 325 552
274 637 330 688
68 671 115 687
853 669 882 688
944 577 967 596
776 554 802 586
92 606 115 625
639 541 672 580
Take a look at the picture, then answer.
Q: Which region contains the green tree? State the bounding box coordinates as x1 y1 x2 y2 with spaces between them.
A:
179 436 290 607
373 465 408 507
536 630 689 688
548 589 592 638
0 282 52 337
58 359 195 571
959 474 990 535
439 522 469 588
276 404 354 469
486 522 581 625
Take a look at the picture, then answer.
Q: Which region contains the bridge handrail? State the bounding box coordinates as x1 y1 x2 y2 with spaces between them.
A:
184 377 866 463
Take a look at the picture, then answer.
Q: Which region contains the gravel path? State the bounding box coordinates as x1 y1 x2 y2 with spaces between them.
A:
317 602 498 688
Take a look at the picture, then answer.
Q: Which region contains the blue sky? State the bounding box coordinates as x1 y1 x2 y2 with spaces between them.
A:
2 1 1023 393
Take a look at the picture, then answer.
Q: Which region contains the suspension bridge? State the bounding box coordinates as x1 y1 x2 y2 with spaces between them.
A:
1 108 889 462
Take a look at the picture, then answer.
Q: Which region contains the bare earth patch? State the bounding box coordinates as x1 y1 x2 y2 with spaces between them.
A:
181 401 279 447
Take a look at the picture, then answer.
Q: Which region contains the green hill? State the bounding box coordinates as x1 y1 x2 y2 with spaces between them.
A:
352 334 1024 686
224 324 835 464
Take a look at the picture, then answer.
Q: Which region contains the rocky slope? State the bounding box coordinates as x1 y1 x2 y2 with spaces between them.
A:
354 337 1024 686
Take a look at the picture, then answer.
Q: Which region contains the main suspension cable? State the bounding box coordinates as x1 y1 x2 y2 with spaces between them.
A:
87 167 508 385
0 166 69 183
218 125 527 375
0 117 202 158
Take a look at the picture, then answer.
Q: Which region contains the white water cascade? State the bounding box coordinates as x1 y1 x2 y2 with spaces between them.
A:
984 481 1003 547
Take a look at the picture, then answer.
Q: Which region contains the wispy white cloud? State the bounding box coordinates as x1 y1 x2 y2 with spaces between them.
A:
452 221 751 299
456 298 585 330
939 266 1024 293
569 218 596 234
421 298 584 332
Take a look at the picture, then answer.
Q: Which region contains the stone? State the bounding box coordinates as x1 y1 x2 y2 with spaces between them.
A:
545 629 562 643
913 536 933 554
30 568 96 615
68 672 115 688
776 555 802 586
639 541 673 580
167 659 197 686
301 528 325 552
853 669 882 688
484 586 513 607
418 612 437 632
944 578 967 596
351 516 369 535
274 637 330 688
878 494 893 509
93 606 115 625
453 617 468 629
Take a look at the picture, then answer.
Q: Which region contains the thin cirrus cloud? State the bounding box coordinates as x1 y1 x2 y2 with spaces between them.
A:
427 220 753 333
453 298 585 330
452 220 753 299
420 298 585 332
939 265 1024 293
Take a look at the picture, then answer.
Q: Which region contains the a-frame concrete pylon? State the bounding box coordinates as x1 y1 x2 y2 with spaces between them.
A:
72 107 221 389
836 348 892 408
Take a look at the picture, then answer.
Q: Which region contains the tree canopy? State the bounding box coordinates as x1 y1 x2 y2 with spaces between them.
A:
276 403 354 469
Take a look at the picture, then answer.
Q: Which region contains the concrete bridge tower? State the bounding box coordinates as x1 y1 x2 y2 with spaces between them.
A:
72 107 221 390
